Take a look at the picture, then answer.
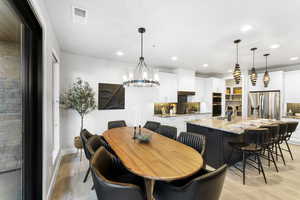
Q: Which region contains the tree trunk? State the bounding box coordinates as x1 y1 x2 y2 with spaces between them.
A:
80 115 84 132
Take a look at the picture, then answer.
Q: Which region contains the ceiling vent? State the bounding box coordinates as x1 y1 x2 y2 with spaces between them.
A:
72 6 88 24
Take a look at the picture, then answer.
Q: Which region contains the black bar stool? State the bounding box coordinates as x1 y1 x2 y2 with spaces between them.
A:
229 128 269 185
273 122 288 165
283 121 299 160
259 124 279 172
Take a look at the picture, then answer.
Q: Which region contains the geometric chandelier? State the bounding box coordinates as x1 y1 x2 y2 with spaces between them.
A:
123 27 160 87
233 39 242 84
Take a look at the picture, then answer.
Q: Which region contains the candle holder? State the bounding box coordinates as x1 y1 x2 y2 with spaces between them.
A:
133 126 137 139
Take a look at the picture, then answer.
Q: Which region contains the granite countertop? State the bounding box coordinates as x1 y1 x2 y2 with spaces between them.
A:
282 116 300 120
187 117 282 134
154 112 211 118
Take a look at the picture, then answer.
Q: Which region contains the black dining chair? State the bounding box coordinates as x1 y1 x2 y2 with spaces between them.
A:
283 121 298 160
87 136 126 173
91 147 145 200
80 129 94 183
108 120 127 129
177 132 206 156
156 125 177 140
144 121 161 132
154 164 227 200
87 135 110 157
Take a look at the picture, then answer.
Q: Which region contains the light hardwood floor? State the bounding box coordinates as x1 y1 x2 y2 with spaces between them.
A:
51 144 300 200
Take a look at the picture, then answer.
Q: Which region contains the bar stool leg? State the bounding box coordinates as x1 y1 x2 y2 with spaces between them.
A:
278 144 286 165
269 147 279 172
285 140 294 160
268 150 270 167
243 152 246 185
257 155 267 184
275 143 278 161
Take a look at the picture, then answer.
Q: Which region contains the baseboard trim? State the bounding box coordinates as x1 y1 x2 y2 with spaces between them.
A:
46 150 63 200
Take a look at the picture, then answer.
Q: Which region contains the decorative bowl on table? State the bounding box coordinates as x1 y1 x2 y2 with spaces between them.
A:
136 134 152 143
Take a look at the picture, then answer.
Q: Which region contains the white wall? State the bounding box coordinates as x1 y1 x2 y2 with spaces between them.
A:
60 52 158 150
28 0 61 199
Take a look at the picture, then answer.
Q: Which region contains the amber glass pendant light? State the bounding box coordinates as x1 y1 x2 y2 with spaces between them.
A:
263 53 270 87
233 39 242 84
250 47 258 86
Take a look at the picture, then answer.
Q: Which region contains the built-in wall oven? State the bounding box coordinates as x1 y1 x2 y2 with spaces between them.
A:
212 93 222 116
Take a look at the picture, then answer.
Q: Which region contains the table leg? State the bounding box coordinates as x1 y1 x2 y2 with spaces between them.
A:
144 178 155 200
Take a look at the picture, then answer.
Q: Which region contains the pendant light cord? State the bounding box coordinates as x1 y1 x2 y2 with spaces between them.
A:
140 32 143 58
236 43 239 64
265 56 268 71
252 50 255 68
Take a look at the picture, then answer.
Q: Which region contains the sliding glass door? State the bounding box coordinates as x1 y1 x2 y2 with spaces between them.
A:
0 1 22 199
0 0 43 199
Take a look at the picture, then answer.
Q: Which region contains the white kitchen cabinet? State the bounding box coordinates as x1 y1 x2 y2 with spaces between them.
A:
285 71 300 103
207 78 225 93
157 72 177 102
249 71 284 92
176 69 195 92
153 113 212 136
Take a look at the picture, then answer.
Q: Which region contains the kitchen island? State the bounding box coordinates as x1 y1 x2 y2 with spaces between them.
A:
187 117 281 168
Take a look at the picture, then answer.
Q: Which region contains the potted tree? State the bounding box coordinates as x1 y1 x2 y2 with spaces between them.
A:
60 78 96 158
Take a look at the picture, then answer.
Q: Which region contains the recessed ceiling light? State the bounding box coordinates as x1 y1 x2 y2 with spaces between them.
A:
116 51 124 56
203 64 209 67
171 56 178 61
270 44 280 49
290 57 299 61
240 24 253 32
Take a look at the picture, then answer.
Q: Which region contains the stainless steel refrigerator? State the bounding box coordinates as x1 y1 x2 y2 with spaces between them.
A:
248 91 281 120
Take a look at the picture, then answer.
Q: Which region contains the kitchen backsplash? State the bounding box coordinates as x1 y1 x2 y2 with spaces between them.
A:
154 102 200 115
287 103 300 115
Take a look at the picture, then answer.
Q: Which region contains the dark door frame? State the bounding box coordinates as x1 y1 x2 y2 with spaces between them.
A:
7 0 43 199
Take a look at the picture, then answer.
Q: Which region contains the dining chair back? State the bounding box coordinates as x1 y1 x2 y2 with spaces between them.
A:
154 164 227 200
87 136 107 157
80 129 94 183
80 129 94 160
144 121 161 132
108 120 127 129
177 132 206 155
157 125 177 140
91 147 145 200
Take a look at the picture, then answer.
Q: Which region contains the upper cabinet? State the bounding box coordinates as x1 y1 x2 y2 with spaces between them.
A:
249 71 284 92
176 69 195 92
206 77 225 93
285 70 300 102
156 72 177 102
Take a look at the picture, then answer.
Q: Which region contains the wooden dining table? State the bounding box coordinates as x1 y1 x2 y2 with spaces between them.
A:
103 127 203 200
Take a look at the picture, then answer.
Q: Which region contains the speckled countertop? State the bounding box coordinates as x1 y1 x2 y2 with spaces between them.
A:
282 116 300 120
187 117 283 134
154 112 211 118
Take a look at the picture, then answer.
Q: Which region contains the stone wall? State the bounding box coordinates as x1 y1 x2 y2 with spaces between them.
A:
0 41 21 172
